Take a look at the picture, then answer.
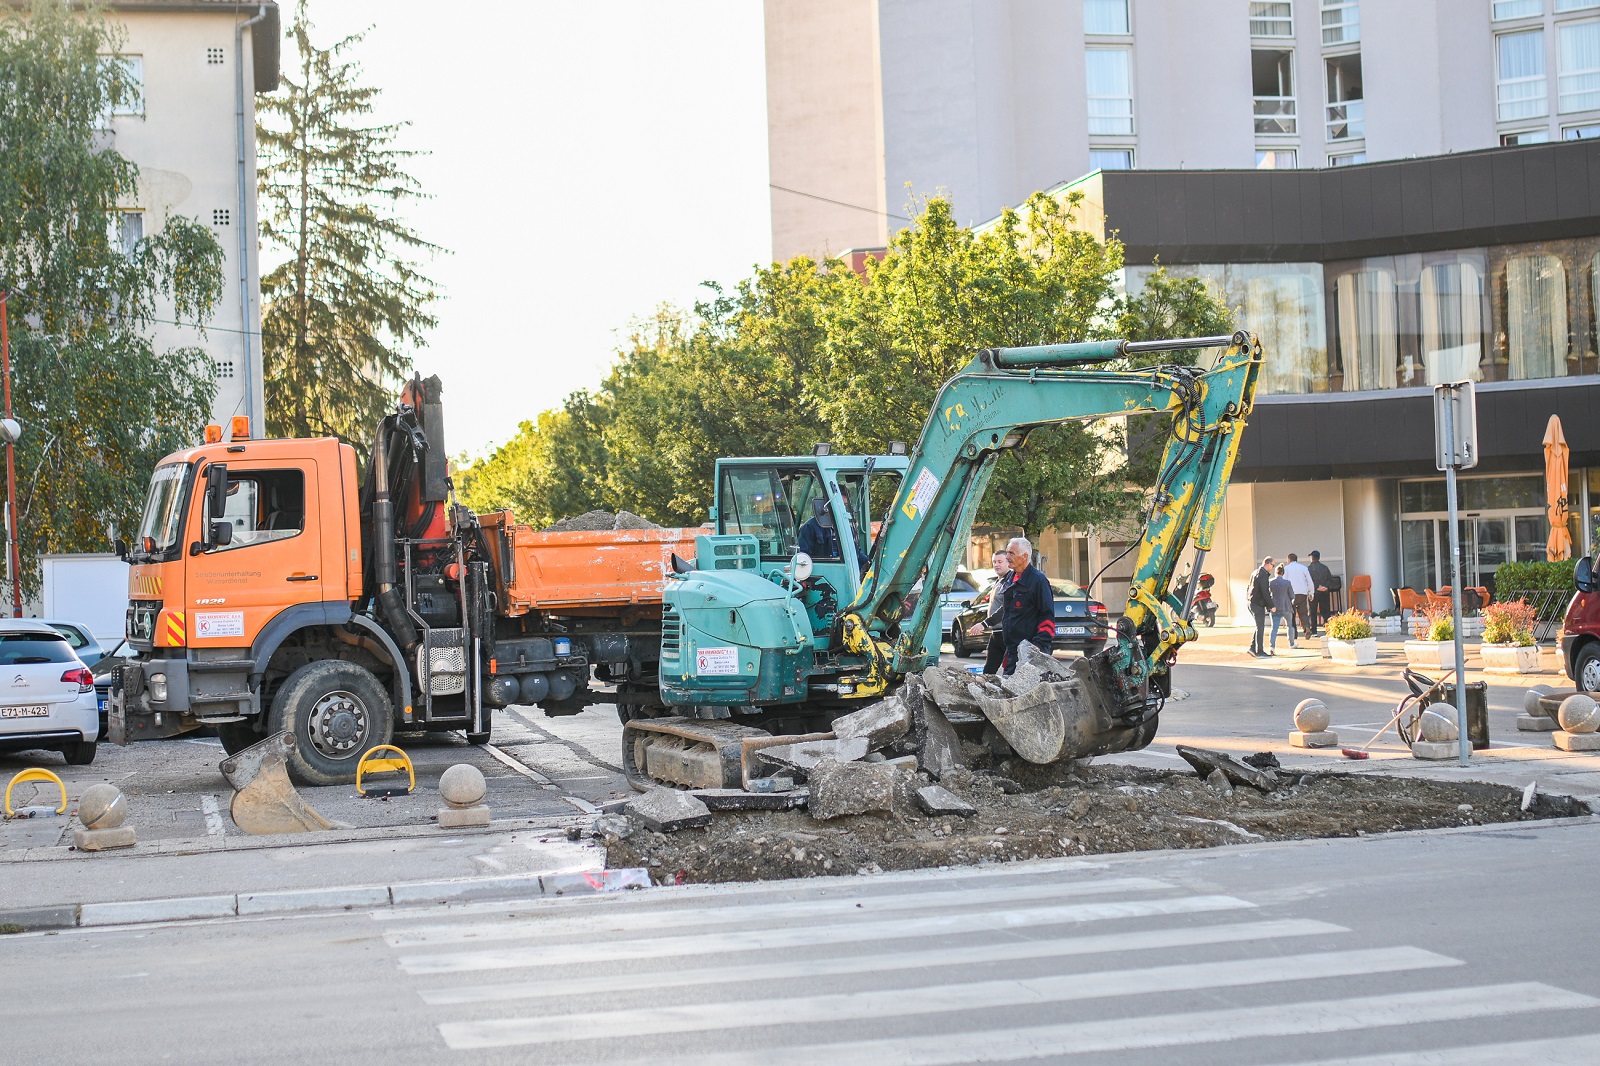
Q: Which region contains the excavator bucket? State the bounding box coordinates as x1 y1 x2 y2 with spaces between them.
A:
218 731 334 835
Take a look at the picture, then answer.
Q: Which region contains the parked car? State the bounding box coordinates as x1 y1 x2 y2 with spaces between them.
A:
950 577 1109 658
89 638 134 736
40 619 106 671
938 570 983 642
0 618 99 765
1565 556 1599 691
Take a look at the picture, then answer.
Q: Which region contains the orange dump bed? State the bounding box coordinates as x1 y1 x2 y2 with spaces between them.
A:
479 511 700 616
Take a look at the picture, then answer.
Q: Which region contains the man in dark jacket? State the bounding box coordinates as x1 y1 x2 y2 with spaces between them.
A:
1000 536 1055 674
1248 555 1275 657
1307 550 1335 635
982 548 1015 674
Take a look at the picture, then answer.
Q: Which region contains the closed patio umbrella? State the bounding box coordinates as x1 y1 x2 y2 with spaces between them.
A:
1545 414 1571 561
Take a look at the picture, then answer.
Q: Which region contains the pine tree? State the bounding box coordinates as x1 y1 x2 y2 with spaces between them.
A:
257 8 440 453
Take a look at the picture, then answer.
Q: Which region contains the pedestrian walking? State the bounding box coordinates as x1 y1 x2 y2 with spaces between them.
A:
999 537 1055 675
1247 555 1274 657
1284 553 1315 639
1269 564 1297 653
1307 550 1334 635
982 548 1015 675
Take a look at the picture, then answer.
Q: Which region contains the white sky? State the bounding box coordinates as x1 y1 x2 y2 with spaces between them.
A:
295 1 772 458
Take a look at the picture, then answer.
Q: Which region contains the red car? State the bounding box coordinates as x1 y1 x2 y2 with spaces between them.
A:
1564 557 1600 691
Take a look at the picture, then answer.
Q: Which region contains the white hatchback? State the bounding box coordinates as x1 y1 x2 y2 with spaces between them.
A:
0 619 99 765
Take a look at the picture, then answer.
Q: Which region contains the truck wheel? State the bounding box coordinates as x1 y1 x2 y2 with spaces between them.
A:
269 660 394 786
466 707 491 746
1577 644 1600 693
63 740 97 765
217 721 260 756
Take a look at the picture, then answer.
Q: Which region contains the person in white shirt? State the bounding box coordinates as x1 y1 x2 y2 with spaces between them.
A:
1284 553 1315 639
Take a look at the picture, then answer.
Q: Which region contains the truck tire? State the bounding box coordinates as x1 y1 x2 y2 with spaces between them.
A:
269 660 394 786
216 721 260 756
466 707 491 746
1577 644 1600 693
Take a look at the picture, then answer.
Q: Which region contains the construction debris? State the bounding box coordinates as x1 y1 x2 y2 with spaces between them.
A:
625 787 712 832
830 696 913 748
808 758 911 821
1176 745 1280 792
914 784 977 817
691 788 810 812
886 675 961 778
542 509 663 532
757 736 869 773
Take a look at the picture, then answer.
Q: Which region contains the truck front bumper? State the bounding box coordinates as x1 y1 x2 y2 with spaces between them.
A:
107 659 197 745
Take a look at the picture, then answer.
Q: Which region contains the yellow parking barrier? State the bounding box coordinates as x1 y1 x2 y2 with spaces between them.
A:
355 744 415 798
5 767 68 818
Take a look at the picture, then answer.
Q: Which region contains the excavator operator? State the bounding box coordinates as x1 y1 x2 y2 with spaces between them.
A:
999 536 1055 675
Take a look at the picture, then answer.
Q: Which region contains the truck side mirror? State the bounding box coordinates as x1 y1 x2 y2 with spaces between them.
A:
203 463 229 545
210 521 233 547
114 537 128 561
1577 556 1597 594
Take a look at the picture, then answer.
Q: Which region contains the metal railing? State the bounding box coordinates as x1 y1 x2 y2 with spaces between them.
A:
1496 587 1574 646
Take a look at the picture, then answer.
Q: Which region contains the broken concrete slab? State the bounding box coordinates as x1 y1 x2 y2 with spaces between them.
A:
830 696 912 749
887 675 962 779
1289 730 1339 748
758 736 869 772
1176 745 1280 792
807 758 910 820
591 813 634 840
999 641 1071 696
914 784 977 817
746 776 797 793
1204 768 1233 793
920 663 985 716
625 787 713 832
691 788 810 812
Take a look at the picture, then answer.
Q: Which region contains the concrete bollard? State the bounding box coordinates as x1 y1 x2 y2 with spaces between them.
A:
1288 698 1338 748
74 783 137 851
1410 707 1459 760
436 764 491 828
1518 684 1559 732
1553 694 1600 752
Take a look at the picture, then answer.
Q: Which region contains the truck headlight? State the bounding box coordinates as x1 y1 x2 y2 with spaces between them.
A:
148 673 168 702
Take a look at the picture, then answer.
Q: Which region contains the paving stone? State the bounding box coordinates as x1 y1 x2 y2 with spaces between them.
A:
1554 730 1600 752
759 736 869 772
1289 730 1339 748
690 788 809 811
72 826 136 851
437 805 490 828
624 787 713 832
1409 740 1459 760
1518 713 1560 732
914 784 977 817
807 759 908 821
830 696 912 749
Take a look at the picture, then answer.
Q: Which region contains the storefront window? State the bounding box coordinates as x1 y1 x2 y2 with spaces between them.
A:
1420 257 1487 383
1333 267 1397 390
1505 252 1568 379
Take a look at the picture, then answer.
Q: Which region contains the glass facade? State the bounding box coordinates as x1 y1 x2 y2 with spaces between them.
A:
1127 235 1600 395
1398 475 1551 595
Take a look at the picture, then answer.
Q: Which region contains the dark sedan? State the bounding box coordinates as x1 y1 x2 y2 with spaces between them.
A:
949 577 1108 657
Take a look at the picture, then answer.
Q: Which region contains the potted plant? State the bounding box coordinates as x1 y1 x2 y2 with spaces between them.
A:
1404 601 1461 670
1325 609 1378 665
1479 598 1539 674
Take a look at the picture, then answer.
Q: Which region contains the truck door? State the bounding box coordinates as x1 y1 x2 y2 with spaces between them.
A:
187 460 324 647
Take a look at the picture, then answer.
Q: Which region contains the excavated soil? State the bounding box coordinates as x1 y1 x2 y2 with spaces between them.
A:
542 509 662 532
603 760 1588 884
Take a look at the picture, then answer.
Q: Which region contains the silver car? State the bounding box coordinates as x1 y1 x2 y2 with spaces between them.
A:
0 619 99 765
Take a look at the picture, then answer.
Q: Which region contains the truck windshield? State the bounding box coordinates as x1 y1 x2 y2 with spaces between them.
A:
136 463 192 556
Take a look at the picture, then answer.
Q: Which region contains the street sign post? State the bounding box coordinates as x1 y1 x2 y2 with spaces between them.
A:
1433 381 1478 766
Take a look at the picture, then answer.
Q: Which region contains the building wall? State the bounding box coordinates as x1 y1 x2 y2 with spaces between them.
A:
112 8 268 427
1131 0 1253 171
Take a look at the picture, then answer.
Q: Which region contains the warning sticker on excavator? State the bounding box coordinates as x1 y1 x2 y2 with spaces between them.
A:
901 468 941 520
194 611 245 639
696 647 740 675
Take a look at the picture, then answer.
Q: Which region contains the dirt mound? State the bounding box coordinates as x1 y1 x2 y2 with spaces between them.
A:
543 509 663 532
602 760 1586 884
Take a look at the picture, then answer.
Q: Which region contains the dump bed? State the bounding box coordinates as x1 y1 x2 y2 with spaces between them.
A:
479 510 701 616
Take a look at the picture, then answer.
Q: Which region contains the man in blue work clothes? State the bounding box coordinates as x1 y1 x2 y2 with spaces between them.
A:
999 536 1055 674
797 498 868 570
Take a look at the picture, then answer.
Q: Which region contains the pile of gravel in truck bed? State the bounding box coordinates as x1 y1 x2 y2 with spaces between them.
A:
542 509 662 532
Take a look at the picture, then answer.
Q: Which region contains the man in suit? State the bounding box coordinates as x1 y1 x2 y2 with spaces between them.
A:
1248 556 1275 657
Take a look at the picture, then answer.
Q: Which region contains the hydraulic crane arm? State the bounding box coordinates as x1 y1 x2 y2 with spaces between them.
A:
838 330 1262 697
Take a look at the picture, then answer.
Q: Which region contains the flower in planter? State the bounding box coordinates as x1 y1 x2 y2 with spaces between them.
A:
1481 599 1536 646
1413 600 1454 642
1326 609 1373 641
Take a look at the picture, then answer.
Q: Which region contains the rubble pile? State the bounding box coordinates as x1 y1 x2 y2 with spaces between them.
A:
542 510 662 532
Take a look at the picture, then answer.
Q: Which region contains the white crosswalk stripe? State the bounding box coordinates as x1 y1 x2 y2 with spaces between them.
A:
376 867 1600 1063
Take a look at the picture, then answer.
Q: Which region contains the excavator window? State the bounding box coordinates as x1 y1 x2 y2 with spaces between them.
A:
202 469 306 552
718 464 825 561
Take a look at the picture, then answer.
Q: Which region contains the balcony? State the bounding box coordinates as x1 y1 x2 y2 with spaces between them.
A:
1254 96 1298 135
1326 98 1364 140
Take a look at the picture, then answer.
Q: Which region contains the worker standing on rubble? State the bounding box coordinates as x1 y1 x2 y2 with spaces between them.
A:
999 536 1055 675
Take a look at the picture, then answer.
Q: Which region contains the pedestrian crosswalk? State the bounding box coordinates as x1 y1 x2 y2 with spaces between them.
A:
373 861 1600 1063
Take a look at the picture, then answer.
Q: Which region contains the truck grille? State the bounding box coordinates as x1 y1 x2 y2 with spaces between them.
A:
421 627 467 696
661 607 681 672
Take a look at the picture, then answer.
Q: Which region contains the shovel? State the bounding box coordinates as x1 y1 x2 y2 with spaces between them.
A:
219 731 333 835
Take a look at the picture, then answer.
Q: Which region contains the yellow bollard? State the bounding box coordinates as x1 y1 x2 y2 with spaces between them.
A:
5 767 68 818
355 744 415 797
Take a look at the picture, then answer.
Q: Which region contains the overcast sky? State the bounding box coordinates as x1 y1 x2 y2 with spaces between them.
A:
295 1 772 458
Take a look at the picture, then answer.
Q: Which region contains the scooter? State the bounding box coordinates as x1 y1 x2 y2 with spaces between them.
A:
1191 572 1218 627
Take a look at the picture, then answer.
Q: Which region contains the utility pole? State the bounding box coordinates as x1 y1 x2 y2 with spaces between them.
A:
0 293 16 617
1434 381 1478 766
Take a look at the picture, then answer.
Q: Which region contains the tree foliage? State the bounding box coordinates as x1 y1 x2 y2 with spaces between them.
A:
0 0 224 590
258 7 440 456
457 191 1232 541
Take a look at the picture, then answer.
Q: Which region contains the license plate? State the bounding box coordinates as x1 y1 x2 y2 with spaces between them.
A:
1 705 50 718
98 697 108 713
1061 626 1089 636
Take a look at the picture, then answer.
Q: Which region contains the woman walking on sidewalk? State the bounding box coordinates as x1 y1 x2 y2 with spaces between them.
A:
1269 564 1298 654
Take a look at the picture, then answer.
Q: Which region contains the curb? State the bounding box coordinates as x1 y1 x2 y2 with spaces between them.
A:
0 867 653 933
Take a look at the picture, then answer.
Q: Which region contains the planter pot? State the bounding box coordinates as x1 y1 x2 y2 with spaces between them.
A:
1328 637 1379 665
1480 643 1541 674
1405 640 1463 671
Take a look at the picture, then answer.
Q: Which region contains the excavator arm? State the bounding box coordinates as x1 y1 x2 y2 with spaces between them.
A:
838 330 1262 704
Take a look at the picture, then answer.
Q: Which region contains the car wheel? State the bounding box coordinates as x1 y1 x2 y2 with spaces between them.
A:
63 739 97 766
1577 644 1600 693
268 660 394 786
951 623 971 658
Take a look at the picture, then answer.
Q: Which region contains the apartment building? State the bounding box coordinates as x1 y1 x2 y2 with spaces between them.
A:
106 0 280 427
766 0 1600 261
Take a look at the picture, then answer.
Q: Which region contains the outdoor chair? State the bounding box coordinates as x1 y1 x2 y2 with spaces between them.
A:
1396 588 1426 626
1348 574 1373 615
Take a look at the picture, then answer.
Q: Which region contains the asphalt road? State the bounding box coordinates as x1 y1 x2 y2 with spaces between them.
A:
6 815 1600 1064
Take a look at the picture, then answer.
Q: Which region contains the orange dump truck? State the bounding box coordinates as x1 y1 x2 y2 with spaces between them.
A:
108 375 701 784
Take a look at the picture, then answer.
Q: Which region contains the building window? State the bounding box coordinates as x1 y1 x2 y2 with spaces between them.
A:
1420 258 1488 384
1559 21 1600 111
1330 151 1367 164
1086 49 1134 135
1494 0 1544 16
1321 0 1359 45
1084 0 1130 35
1089 148 1134 170
1497 30 1549 121
1253 50 1297 133
102 54 143 117
1333 267 1398 390
1557 0 1600 11
1501 128 1552 143
1325 53 1364 140
1504 253 1568 379
1250 2 1294 37
1255 149 1298 168
111 210 143 257
1565 121 1600 135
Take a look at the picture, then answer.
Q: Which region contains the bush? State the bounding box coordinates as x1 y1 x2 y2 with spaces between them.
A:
1413 600 1454 642
1325 610 1372 641
1495 559 1577 595
1482 599 1536 645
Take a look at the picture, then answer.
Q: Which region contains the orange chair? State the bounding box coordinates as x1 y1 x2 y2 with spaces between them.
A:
1425 590 1452 612
1468 585 1490 609
1397 588 1426 625
1348 574 1373 616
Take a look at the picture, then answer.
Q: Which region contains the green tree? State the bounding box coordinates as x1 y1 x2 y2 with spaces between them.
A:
456 392 612 528
0 0 224 590
257 7 440 455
